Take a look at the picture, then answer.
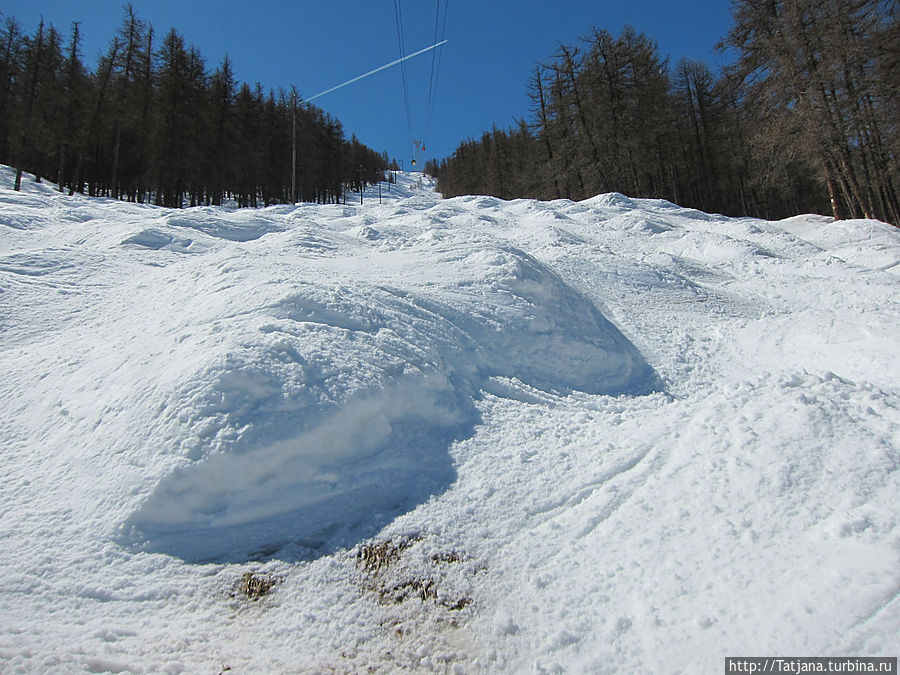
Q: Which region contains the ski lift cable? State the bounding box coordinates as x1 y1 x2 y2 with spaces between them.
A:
393 0 414 156
425 0 449 148
425 0 442 136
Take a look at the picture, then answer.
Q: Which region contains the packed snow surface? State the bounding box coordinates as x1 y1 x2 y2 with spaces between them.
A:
1 167 898 673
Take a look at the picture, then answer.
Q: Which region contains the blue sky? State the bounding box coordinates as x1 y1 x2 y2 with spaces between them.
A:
1 0 734 169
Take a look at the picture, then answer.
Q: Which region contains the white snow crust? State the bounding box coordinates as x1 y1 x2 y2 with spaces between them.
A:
1 166 898 673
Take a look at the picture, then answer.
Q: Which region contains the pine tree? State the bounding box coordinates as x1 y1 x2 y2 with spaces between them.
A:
0 18 24 164
208 56 236 205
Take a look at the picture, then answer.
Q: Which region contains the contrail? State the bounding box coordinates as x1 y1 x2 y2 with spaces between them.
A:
306 40 448 102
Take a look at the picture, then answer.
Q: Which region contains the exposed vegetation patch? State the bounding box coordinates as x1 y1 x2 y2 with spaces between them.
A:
431 551 462 565
234 571 278 600
355 535 476 613
356 535 420 574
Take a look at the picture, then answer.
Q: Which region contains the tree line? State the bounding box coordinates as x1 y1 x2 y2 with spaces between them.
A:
428 0 898 226
0 5 394 207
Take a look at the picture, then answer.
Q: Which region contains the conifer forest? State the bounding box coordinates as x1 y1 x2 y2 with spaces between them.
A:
429 0 899 226
0 6 392 208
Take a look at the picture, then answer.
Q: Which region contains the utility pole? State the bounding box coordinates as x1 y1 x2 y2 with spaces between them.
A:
291 90 297 204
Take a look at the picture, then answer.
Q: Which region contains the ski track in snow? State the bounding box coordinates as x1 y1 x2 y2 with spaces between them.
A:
1 166 898 673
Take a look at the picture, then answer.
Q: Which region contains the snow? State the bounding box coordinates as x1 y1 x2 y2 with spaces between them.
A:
1 166 898 673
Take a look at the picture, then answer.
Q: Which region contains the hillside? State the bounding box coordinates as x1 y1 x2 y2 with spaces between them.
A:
1 168 898 673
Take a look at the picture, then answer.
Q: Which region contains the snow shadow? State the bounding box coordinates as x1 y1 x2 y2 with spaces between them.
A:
127 377 470 564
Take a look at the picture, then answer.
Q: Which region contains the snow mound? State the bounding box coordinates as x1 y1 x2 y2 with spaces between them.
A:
777 215 900 273
123 234 657 561
165 209 285 242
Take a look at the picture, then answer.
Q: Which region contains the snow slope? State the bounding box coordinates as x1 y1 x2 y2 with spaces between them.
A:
0 167 898 673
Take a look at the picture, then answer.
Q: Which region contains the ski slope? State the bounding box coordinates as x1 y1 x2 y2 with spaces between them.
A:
1 167 898 673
